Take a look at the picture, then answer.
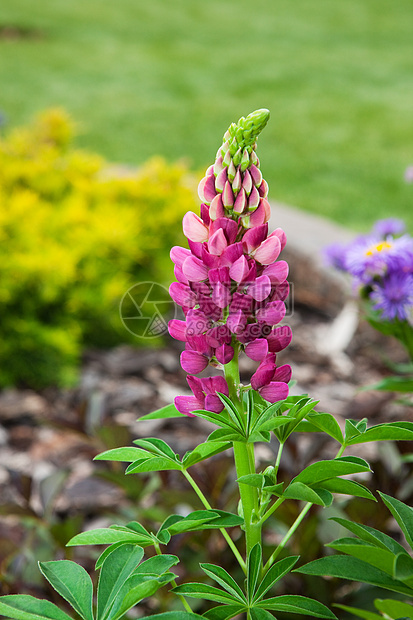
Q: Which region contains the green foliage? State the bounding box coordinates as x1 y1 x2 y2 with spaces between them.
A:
0 109 197 388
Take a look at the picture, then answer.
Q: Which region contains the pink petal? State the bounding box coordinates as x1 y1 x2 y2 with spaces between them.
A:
251 365 276 390
174 265 189 285
271 228 287 251
183 256 209 282
229 255 249 283
169 282 196 308
204 394 225 413
250 164 262 187
242 170 253 195
183 212 209 243
259 382 289 403
247 185 260 210
222 180 234 208
181 350 209 374
248 201 267 227
261 198 272 223
187 375 204 399
262 261 289 284
242 224 268 253
220 242 244 267
210 218 238 244
200 203 211 226
215 344 234 365
248 275 271 301
273 364 292 383
254 236 281 265
212 282 231 308
170 246 191 268
258 178 269 198
215 168 228 193
174 395 203 416
208 228 228 256
198 174 217 204
203 375 229 396
256 301 286 325
267 326 292 352
168 319 187 341
230 292 253 314
186 309 211 335
233 188 247 214
245 338 269 361
209 194 225 220
226 309 247 335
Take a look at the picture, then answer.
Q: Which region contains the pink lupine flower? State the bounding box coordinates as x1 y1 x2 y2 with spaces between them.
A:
169 109 292 415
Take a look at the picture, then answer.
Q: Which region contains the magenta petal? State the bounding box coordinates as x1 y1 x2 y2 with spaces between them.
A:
169 282 196 308
215 168 228 193
215 343 234 364
204 375 229 396
229 255 249 283
209 194 225 220
174 395 203 416
200 203 211 226
273 364 292 383
243 224 268 253
174 265 189 285
168 319 187 341
208 228 228 256
183 256 209 282
183 212 209 243
249 201 267 227
256 301 286 325
245 338 269 361
270 281 290 302
181 350 209 374
271 228 287 251
267 326 292 352
198 174 217 204
262 261 289 284
220 242 244 267
226 309 247 335
254 236 281 265
251 365 275 390
259 382 289 403
233 188 247 214
187 375 204 399
210 218 238 243
204 394 225 413
248 275 271 301
230 292 253 314
170 246 191 268
212 282 231 308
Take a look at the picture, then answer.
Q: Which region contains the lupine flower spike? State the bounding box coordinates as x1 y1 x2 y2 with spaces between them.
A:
169 109 292 415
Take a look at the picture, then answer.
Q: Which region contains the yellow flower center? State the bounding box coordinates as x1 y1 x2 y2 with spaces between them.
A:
365 241 392 256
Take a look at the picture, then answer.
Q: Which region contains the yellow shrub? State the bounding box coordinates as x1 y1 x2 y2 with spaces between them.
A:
0 109 197 388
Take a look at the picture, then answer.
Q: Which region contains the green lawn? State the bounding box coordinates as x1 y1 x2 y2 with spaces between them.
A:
1 0 413 231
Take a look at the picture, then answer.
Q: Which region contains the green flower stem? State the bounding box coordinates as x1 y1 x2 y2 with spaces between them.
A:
182 469 246 573
154 542 193 613
257 496 285 527
263 502 312 573
335 444 346 458
275 441 284 473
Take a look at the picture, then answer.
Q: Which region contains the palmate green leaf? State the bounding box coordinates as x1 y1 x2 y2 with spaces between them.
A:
379 492 413 550
249 399 285 434
253 416 295 434
250 609 275 620
67 528 150 547
329 517 408 555
274 398 320 443
167 510 243 535
344 418 364 443
192 409 240 432
364 376 413 393
0 596 73 620
97 543 144 620
252 556 299 603
125 456 183 474
296 556 413 596
247 544 262 600
237 474 266 490
172 582 240 604
327 538 396 575
375 598 413 618
108 574 174 620
334 604 382 620
200 563 246 602
302 411 344 444
217 393 246 431
394 552 413 583
320 478 376 501
283 482 333 506
139 614 204 620
207 428 246 443
346 422 413 445
203 605 246 620
182 441 231 468
133 438 179 461
257 594 337 618
293 456 371 486
134 554 179 577
38 561 93 620
94 447 152 462
138 403 185 421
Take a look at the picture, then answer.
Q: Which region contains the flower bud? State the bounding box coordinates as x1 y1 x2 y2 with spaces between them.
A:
215 168 228 193
242 169 253 196
222 180 234 209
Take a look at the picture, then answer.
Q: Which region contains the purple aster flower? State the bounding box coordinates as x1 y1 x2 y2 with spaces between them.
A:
370 272 413 322
322 243 349 272
373 218 406 238
344 234 413 283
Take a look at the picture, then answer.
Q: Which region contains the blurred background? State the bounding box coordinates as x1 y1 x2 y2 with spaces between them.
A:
1 1 413 616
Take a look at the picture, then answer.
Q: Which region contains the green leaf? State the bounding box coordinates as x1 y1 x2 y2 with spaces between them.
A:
364 376 413 392
139 614 204 620
275 397 319 442
38 561 93 620
126 457 183 473
247 545 263 600
394 552 413 583
347 422 413 445
203 605 246 620
303 411 344 443
217 393 246 431
250 609 275 620
334 604 382 620
207 428 246 442
67 528 150 547
192 409 239 430
375 598 413 618
94 447 150 462
109 575 174 620
283 482 332 506
296 556 413 596
249 400 285 434
254 416 296 434
134 555 179 576
200 564 246 602
293 456 371 486
182 441 231 468
133 438 179 461
167 511 222 535
320 478 376 501
0 596 73 620
253 556 299 602
172 583 240 604
329 517 408 555
258 595 337 618
96 543 128 570
327 538 396 574
97 543 144 620
138 403 185 421
379 492 413 550
237 474 265 490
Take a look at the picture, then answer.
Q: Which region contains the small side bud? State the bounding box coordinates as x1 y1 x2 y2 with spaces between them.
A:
241 148 250 172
